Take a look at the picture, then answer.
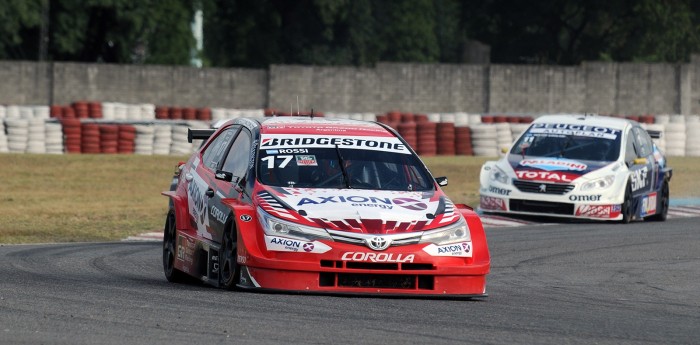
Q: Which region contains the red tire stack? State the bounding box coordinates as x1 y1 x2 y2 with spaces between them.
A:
494 115 508 123
455 127 473 155
520 116 534 123
169 107 183 120
640 115 655 124
414 114 429 123
481 115 494 124
155 106 169 119
197 108 212 121
118 125 136 154
397 121 418 150
626 115 640 122
89 102 103 119
99 125 119 154
416 121 437 156
436 122 456 155
386 111 402 123
62 105 76 119
50 105 63 118
73 101 90 119
183 107 197 120
81 123 101 154
61 118 82 153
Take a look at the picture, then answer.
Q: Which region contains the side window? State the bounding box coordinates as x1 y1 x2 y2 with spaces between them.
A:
632 127 652 157
624 129 637 163
222 129 252 178
201 126 238 170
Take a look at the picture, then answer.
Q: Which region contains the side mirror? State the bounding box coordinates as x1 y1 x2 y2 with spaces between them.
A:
435 176 448 187
215 170 233 182
633 158 648 165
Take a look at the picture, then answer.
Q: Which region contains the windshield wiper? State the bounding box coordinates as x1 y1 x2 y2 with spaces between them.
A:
334 144 351 188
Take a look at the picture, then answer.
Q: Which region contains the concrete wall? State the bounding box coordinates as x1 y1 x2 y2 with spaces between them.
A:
1 58 699 115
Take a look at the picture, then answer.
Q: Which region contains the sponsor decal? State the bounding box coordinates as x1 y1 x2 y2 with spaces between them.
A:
515 170 579 183
266 148 309 154
520 158 587 172
239 214 252 222
260 134 410 154
569 194 602 202
296 195 428 211
575 204 622 218
529 123 621 140
295 155 318 166
264 235 331 254
422 241 473 257
186 171 211 238
177 235 196 264
341 252 415 263
630 167 649 192
641 192 657 217
480 196 507 211
210 205 228 224
488 186 512 196
237 254 247 264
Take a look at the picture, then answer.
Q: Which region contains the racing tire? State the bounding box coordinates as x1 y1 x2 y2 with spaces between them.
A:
646 181 669 222
219 219 240 290
620 183 633 224
163 210 188 283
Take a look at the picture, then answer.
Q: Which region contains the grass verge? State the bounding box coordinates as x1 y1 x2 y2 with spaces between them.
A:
0 154 697 243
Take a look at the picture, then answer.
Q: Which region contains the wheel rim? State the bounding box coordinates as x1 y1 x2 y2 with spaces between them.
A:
221 227 237 284
163 213 176 276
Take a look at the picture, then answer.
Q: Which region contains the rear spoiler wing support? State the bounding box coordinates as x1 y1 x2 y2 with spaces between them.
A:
188 128 216 143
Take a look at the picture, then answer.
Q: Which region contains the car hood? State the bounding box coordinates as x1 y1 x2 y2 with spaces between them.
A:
255 186 462 234
506 155 613 183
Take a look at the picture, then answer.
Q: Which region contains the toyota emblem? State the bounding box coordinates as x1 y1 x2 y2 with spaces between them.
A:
366 236 391 251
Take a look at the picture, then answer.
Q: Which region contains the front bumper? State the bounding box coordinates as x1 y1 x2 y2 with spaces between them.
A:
236 238 489 296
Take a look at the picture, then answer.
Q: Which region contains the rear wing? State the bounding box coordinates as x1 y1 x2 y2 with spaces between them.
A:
188 128 216 143
646 130 661 139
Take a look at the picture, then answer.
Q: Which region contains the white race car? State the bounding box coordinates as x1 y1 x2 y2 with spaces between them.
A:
479 114 672 223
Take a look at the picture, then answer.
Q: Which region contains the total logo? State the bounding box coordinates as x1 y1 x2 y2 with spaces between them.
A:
516 170 579 183
422 241 473 257
264 235 331 254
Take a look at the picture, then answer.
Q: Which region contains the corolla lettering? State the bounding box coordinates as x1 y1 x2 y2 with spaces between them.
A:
341 252 415 263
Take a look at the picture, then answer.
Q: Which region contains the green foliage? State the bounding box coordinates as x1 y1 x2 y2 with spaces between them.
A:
1 0 699 65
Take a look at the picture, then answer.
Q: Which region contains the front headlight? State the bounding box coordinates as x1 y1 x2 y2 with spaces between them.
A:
419 217 471 245
489 166 509 184
257 207 332 242
581 175 615 191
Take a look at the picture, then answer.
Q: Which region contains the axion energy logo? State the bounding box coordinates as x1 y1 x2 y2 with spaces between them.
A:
296 195 428 211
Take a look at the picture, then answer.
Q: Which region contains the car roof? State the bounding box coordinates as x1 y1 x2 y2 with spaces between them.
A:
259 116 395 137
532 114 633 131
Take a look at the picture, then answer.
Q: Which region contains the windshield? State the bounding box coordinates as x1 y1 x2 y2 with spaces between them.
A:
257 147 434 191
511 123 622 162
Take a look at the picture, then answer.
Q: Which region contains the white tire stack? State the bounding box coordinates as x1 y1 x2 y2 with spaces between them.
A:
470 124 499 156
102 102 116 120
33 106 50 119
153 125 173 155
427 113 441 122
141 104 156 120
45 122 64 154
510 123 530 142
664 122 686 156
212 108 227 121
25 118 46 154
362 113 376 121
0 105 5 119
127 104 142 120
0 120 8 153
440 113 456 124
134 125 155 155
5 118 28 153
469 114 482 125
5 105 20 118
19 106 34 119
349 113 363 121
685 121 700 157
654 114 670 124
170 125 193 155
114 103 128 120
644 123 666 152
454 112 469 127
495 122 512 152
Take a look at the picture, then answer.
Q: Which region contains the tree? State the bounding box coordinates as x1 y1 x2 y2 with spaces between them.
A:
0 0 42 60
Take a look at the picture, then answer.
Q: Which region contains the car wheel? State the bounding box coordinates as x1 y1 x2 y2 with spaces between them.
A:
163 210 187 283
646 181 669 222
620 183 633 224
219 219 239 290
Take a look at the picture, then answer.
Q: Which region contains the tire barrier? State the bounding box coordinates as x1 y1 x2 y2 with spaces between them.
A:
664 122 686 157
686 121 700 157
153 125 173 155
118 125 136 154
61 118 82 153
436 122 455 155
397 121 418 151
470 124 499 156
0 120 8 153
5 118 29 153
134 125 155 155
99 125 119 154
26 118 46 154
455 126 473 155
81 123 101 154
495 123 512 151
416 122 437 156
170 125 195 155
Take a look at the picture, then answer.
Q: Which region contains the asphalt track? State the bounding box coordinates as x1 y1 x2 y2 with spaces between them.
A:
1 217 699 345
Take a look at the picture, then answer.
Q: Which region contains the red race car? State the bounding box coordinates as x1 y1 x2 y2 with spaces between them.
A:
162 116 490 297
